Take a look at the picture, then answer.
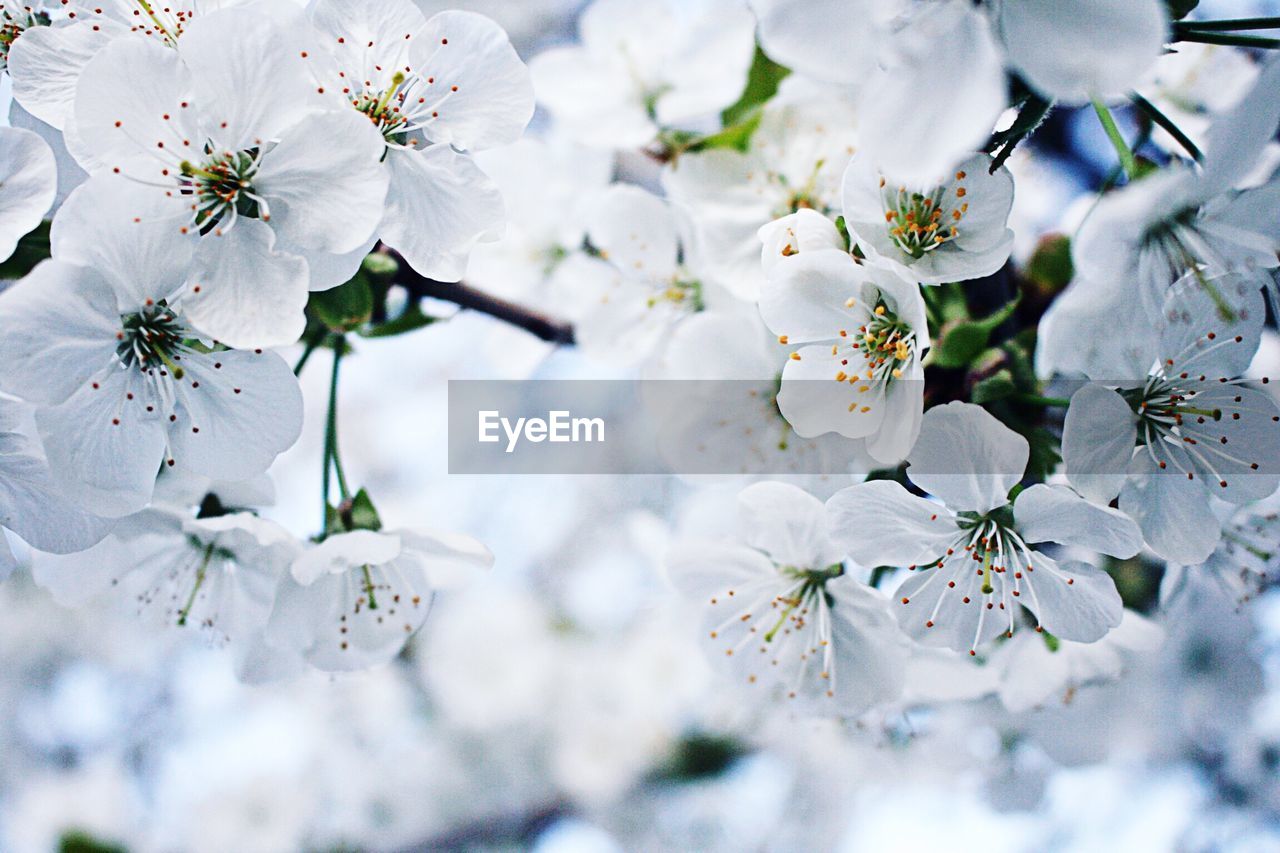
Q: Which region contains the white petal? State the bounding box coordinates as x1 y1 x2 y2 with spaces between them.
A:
380 145 504 282
0 127 55 262
750 0 887 85
51 175 195 307
291 531 403 586
529 47 656 148
254 109 389 255
37 370 168 517
1063 383 1137 503
817 580 909 714
1202 54 1280 194
1014 483 1143 558
998 0 1168 105
776 343 888 440
907 402 1028 514
184 219 309 349
586 185 680 282
858 1 1005 185
758 249 865 345
664 540 776 604
396 529 494 590
893 564 1007 653
865 377 925 466
737 481 839 569
1019 556 1124 643
758 210 846 279
168 348 304 483
0 536 16 582
1120 451 1221 564
9 18 126 129
825 480 961 567
414 11 534 151
1160 271 1265 380
0 260 119 406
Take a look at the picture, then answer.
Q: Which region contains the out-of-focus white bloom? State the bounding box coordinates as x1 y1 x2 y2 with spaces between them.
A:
994 0 1168 105
530 0 756 149
68 4 388 347
856 0 1006 186
1137 43 1259 156
666 481 908 716
8 0 258 129
302 1 534 283
646 300 872 484
469 136 614 301
662 78 859 300
1061 276 1280 563
0 402 113 581
0 126 55 262
0 758 143 853
32 501 300 679
989 610 1164 713
758 251 928 464
553 184 702 364
1160 502 1279 607
842 152 1015 284
1074 55 1280 322
828 403 1140 655
0 179 303 518
748 0 904 85
268 528 492 672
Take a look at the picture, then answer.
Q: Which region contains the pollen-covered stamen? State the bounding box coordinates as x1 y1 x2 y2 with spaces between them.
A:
646 277 705 311
880 171 969 259
117 300 189 379
707 562 845 699
180 147 265 234
827 299 917 407
126 0 193 46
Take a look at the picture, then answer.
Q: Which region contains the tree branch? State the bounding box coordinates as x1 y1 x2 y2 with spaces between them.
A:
388 252 576 346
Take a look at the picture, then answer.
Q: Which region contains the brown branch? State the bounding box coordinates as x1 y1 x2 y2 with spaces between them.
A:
387 251 576 346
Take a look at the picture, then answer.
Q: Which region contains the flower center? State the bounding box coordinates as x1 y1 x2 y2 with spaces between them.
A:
117 301 188 378
648 277 704 311
181 147 265 234
829 301 916 401
880 171 969 259
353 72 413 145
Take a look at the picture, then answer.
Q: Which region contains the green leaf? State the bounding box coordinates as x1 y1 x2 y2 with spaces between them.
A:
721 46 791 128
0 220 51 281
971 369 1018 404
687 109 764 154
310 274 374 331
930 295 1021 369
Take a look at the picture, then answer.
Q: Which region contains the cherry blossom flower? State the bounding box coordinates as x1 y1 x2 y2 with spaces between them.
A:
1136 43 1260 157
7 0 257 130
0 401 113 581
757 208 846 278
988 610 1164 712
662 77 859 300
665 481 908 715
1160 502 1280 607
0 0 51 76
266 527 493 672
758 250 929 465
31 498 301 678
842 152 1015 285
0 178 303 517
552 184 705 364
1074 55 1280 322
530 0 756 149
0 126 56 262
300 0 534 283
67 3 388 347
1062 275 1280 564
827 402 1141 655
994 0 1168 105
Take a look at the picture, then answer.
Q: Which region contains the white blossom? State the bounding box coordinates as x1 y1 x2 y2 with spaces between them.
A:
0 126 56 262
827 402 1140 655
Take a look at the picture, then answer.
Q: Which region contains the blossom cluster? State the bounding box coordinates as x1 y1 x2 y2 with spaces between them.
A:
0 0 1278 753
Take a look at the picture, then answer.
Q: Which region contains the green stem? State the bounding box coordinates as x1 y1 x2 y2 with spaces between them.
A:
321 337 351 527
1130 93 1205 164
293 327 327 376
1092 100 1139 180
1173 29 1280 49
1017 394 1072 408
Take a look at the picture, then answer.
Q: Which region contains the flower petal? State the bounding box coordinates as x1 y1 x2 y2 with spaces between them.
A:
1062 383 1137 503
1019 556 1124 644
1120 451 1221 564
0 127 56 262
907 401 1028 514
1014 483 1143 558
825 480 961 567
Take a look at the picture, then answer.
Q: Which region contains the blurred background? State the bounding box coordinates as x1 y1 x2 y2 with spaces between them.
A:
3 1 1280 851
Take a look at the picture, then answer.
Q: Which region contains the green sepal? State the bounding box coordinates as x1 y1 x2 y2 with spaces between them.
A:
721 46 790 128
310 274 374 332
931 294 1021 369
